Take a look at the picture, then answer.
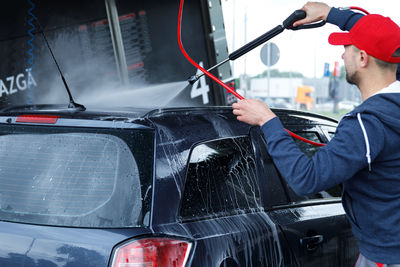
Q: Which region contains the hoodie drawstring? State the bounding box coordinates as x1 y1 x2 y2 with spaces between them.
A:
357 113 372 171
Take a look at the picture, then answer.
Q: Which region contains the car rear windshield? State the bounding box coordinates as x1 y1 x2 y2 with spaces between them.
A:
0 124 153 228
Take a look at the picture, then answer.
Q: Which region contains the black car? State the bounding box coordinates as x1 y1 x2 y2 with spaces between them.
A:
0 105 358 266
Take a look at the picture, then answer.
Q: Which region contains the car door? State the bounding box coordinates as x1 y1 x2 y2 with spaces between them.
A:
251 125 359 267
178 136 285 267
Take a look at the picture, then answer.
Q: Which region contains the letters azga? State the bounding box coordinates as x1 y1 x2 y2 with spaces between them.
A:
0 69 37 97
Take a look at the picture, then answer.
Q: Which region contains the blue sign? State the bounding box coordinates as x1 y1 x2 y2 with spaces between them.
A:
324 63 330 77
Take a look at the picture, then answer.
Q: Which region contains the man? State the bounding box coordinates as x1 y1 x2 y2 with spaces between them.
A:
232 3 400 267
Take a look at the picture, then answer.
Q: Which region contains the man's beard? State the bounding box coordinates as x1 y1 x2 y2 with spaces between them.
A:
346 70 360 86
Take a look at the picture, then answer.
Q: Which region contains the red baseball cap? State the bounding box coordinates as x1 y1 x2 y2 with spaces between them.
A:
328 14 400 63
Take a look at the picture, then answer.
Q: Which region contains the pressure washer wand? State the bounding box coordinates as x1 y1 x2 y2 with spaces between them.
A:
188 10 308 84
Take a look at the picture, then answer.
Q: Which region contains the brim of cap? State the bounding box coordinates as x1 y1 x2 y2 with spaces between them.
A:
328 32 353 45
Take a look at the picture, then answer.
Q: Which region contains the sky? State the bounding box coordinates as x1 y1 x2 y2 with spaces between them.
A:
220 0 400 78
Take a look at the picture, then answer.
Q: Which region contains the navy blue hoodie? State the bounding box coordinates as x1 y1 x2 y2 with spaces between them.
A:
261 81 400 264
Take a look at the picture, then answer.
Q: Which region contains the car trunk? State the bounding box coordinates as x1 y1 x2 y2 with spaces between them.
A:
0 221 152 266
0 115 155 266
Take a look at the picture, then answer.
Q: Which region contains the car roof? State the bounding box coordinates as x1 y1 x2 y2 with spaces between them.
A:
0 104 338 128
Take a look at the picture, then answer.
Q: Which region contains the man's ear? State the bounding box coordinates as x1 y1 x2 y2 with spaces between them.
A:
359 50 369 68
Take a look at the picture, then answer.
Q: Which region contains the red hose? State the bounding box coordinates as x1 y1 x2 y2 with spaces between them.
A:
285 129 325 147
350 6 370 15
177 0 326 147
177 0 244 100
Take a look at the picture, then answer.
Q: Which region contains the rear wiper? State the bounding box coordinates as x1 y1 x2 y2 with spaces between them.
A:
34 18 86 111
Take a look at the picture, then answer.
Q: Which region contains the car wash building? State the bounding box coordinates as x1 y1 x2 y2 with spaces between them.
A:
0 0 234 110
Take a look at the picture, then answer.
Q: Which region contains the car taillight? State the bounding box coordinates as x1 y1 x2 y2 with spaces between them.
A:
111 238 192 267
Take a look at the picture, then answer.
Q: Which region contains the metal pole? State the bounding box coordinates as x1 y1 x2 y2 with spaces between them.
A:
244 7 247 76
105 0 129 86
267 42 271 98
232 0 236 77
313 41 317 111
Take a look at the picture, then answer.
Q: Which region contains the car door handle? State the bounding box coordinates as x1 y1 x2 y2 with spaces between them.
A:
300 235 324 250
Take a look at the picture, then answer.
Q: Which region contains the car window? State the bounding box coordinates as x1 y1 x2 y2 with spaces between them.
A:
251 128 289 208
292 131 321 157
0 124 154 228
179 136 262 221
322 126 337 141
290 131 342 201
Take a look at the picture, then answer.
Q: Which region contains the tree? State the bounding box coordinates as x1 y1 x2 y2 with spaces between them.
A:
253 69 305 78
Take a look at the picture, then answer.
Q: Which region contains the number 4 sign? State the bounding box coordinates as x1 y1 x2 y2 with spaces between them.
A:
190 62 210 104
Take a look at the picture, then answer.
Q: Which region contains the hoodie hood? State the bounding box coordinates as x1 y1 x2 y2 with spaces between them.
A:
349 81 400 134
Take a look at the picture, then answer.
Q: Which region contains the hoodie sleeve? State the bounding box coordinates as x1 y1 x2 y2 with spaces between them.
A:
261 114 385 196
326 7 364 31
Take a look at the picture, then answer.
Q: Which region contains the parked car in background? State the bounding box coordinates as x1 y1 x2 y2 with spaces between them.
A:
0 105 358 266
338 100 360 110
264 98 294 109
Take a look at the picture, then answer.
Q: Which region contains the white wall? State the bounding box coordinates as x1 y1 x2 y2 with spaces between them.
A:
249 77 302 98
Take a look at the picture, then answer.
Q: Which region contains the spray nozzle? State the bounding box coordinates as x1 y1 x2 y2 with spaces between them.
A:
188 75 199 85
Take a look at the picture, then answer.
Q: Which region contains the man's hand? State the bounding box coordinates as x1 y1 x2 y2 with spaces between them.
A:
293 2 331 27
232 99 276 126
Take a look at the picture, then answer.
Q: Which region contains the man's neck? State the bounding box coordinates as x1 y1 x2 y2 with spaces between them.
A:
359 72 396 101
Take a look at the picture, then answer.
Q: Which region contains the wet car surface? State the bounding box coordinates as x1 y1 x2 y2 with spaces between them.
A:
0 105 358 266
